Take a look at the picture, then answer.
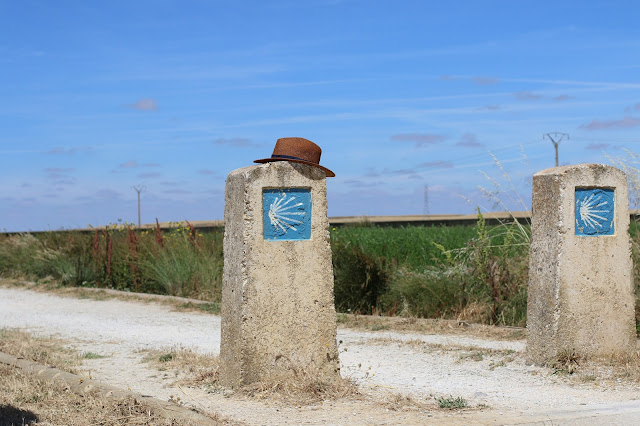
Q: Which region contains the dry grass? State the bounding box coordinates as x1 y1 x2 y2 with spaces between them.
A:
0 329 215 425
0 366 197 426
380 392 431 411
559 350 640 385
142 347 220 388
238 375 359 405
337 313 526 341
0 328 80 373
365 336 519 365
143 346 359 406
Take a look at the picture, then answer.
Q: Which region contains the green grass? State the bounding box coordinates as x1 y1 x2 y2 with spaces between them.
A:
330 224 479 317
82 352 107 359
435 395 468 409
330 215 531 326
330 224 477 270
158 353 174 362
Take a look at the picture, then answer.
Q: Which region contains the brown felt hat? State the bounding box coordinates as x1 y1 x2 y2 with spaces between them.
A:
254 137 335 177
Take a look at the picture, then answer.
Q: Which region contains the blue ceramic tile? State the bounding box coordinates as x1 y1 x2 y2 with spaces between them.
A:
263 188 311 241
575 188 614 236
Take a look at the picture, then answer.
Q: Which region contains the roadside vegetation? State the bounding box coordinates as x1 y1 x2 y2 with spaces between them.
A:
331 213 530 326
1 213 639 329
0 215 530 327
0 220 223 302
1 151 640 329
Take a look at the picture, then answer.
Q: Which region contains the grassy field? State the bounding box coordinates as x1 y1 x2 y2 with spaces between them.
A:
0 213 638 328
331 214 531 326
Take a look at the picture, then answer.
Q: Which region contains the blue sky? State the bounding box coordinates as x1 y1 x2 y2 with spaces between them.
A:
2 0 640 231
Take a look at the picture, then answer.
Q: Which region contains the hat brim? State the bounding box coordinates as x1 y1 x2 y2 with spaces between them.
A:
254 158 335 177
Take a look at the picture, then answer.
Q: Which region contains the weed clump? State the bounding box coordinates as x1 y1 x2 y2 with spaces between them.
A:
552 349 581 375
435 395 468 409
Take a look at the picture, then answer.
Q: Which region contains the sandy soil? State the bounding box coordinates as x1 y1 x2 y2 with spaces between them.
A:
1 285 640 425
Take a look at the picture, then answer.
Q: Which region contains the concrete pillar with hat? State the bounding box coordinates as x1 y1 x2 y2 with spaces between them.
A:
220 137 340 387
526 164 636 365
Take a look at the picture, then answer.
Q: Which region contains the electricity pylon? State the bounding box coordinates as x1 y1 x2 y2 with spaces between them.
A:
543 132 569 167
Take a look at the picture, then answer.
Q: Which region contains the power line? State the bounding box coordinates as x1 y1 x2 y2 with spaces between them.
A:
543 132 570 167
132 185 146 227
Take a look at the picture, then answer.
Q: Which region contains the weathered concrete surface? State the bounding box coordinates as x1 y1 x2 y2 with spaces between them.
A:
220 161 339 387
527 164 635 364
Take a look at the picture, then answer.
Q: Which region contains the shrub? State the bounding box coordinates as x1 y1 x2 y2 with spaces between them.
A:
379 267 467 319
331 237 390 314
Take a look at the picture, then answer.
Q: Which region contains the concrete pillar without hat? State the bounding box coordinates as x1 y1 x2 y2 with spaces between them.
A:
220 160 339 387
527 163 636 365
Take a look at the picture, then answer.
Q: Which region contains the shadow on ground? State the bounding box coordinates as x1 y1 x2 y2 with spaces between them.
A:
0 404 39 426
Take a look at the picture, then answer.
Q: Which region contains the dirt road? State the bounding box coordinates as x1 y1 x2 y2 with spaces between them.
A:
1 284 639 424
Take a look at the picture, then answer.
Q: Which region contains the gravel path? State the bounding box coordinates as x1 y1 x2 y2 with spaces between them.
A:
2 285 640 425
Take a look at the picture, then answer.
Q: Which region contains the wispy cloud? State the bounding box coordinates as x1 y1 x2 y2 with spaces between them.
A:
44 167 76 186
514 91 543 101
477 105 501 111
500 77 640 90
119 160 139 168
363 168 381 178
580 116 640 130
197 169 217 175
46 146 93 155
213 137 259 147
111 64 283 83
138 172 162 179
552 94 574 102
586 143 610 150
95 189 122 200
118 160 161 169
456 133 483 148
439 75 498 85
126 98 158 111
624 102 640 113
344 179 385 188
390 168 420 176
418 161 453 169
472 76 499 85
45 167 74 174
391 133 446 146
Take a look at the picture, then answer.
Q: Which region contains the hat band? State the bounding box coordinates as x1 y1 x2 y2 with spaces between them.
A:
271 154 309 162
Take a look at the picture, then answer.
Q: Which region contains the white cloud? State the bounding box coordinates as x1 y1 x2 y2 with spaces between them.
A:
126 98 158 111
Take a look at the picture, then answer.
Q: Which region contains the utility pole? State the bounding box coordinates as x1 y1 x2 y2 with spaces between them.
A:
543 132 569 167
132 185 145 227
423 184 429 215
